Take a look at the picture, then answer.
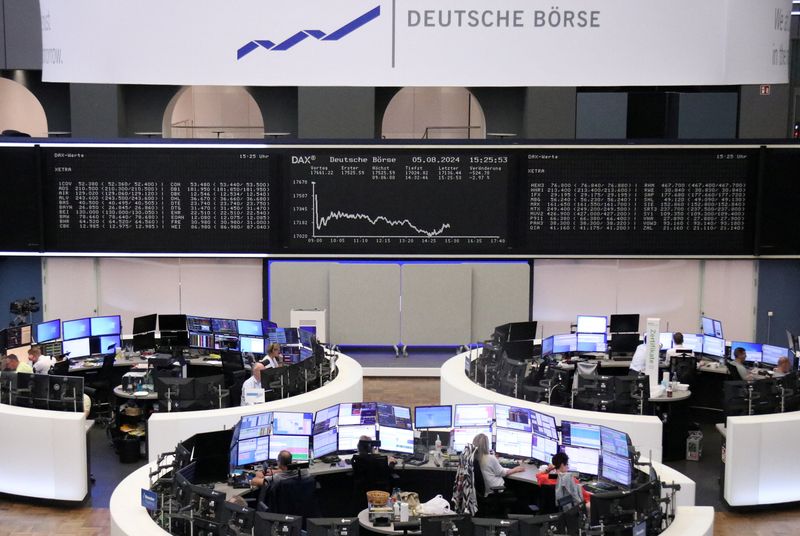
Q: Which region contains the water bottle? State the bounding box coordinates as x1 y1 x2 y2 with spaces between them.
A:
435 434 442 451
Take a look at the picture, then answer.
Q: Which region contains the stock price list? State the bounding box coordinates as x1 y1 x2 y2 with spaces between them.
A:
43 147 273 252
287 151 511 252
524 149 758 254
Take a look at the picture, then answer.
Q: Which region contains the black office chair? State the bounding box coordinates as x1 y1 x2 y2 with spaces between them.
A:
352 454 396 511
259 468 320 525
670 353 697 387
473 457 516 518
50 359 70 376
86 354 116 427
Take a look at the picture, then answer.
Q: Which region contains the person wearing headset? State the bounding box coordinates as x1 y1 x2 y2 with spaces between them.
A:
262 343 283 368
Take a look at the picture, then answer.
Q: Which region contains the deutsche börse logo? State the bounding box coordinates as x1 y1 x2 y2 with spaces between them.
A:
237 6 380 59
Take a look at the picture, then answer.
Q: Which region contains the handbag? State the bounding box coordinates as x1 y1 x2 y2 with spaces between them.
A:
418 494 453 516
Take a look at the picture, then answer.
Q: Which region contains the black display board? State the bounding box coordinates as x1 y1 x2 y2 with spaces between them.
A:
0 147 42 251
42 147 275 252
758 149 800 255
286 150 511 252
522 148 759 254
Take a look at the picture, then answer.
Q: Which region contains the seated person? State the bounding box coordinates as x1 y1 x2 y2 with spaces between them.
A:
2 354 33 374
28 346 53 374
628 336 649 375
250 449 300 490
773 356 792 378
537 451 591 506
356 435 397 465
664 332 693 367
240 362 265 405
729 347 753 381
472 433 524 496
262 343 283 368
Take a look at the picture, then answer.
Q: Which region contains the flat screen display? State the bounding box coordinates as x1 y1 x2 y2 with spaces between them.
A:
240 336 265 354
269 435 310 462
600 451 632 487
609 314 639 333
682 333 704 353
237 436 270 466
494 428 532 459
187 316 212 333
562 445 599 476
659 332 673 350
451 427 491 453
552 334 577 354
271 412 313 436
62 337 91 358
702 335 725 358
338 402 377 426
62 318 91 341
133 314 157 334
529 410 559 440
189 332 214 349
561 421 601 450
576 315 607 334
378 426 415 455
414 405 452 429
454 404 494 427
239 412 272 440
90 315 121 336
159 314 187 331
35 319 61 343
337 424 377 452
98 335 120 354
212 318 238 335
313 404 340 434
377 403 413 430
237 319 264 337
495 404 532 432
541 336 554 357
577 333 607 352
762 344 790 367
531 433 559 463
313 428 338 458
730 341 763 364
600 426 630 457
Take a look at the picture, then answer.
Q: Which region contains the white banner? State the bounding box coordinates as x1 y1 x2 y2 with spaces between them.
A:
39 0 791 87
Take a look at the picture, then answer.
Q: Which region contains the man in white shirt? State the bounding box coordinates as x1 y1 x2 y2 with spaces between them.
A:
664 332 693 367
28 346 53 374
629 338 647 374
241 362 266 405
773 356 791 378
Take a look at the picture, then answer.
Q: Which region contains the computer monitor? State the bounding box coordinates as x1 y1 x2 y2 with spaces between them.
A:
562 445 599 476
213 333 239 352
507 322 538 342
224 502 256 534
414 405 453 429
338 424 377 452
34 319 61 344
62 337 91 358
454 404 495 427
600 426 630 457
237 319 264 337
239 412 273 440
307 518 360 536
159 314 187 332
97 334 120 354
576 315 607 334
133 332 156 352
495 427 532 459
451 427 491 453
659 332 673 350
90 315 121 336
541 336 554 357
561 421 601 450
255 512 303 536
379 426 415 455
552 334 577 354
529 410 558 440
702 335 725 359
730 341 763 364
609 314 639 333
472 518 519 536
240 336 265 354
701 316 723 339
531 433 558 464
269 434 310 463
421 516 473 536
762 344 791 367
189 331 214 349
314 404 340 434
212 317 238 335
377 403 413 430
155 377 195 400
495 404 532 432
133 314 157 334
271 412 313 436
266 327 289 344
338 402 378 426
682 333 704 353
609 333 640 354
576 333 607 353
313 428 338 459
236 436 270 466
62 318 91 341
186 315 212 333
600 451 632 488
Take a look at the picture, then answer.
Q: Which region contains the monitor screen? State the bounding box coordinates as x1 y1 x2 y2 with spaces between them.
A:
600 426 630 457
337 424 377 452
576 315 607 334
237 436 270 466
682 333 704 353
313 428 338 459
494 428 532 459
377 403 413 430
562 445 599 476
239 412 273 440
507 321 537 342
298 329 315 347
62 318 91 341
577 333 607 352
702 335 725 358
262 320 278 331
159 314 187 331
451 427 491 453
62 337 90 358
189 332 214 349
338 402 377 426
314 404 340 434
237 319 264 337
187 316 212 333
267 327 299 345
529 410 559 440
213 333 240 352
531 433 559 463
269 435 310 462
659 332 673 350
762 344 790 366
240 336 265 354
495 404 532 432
713 320 724 339
541 336 554 357
212 318 238 335
271 412 313 436
90 315 121 336
701 316 715 337
133 314 157 334
379 426 415 455
609 314 639 333
454 404 494 427
35 319 61 343
98 335 120 354
730 341 763 364
600 451 632 487
561 421 601 450
552 334 577 354
414 405 452 429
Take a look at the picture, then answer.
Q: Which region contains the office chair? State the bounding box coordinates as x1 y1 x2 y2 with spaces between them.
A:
50 359 70 376
351 454 396 511
86 354 116 426
30 374 51 410
670 354 697 387
259 469 320 525
726 361 746 380
472 457 516 518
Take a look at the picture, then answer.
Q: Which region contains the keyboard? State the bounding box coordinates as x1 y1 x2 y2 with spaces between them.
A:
584 481 618 493
498 459 520 469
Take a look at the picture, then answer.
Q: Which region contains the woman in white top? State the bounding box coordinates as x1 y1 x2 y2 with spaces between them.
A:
262 343 283 368
472 433 524 496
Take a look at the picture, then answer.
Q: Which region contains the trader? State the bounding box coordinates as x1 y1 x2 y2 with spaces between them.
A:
773 356 792 378
537 451 591 506
473 433 524 495
250 449 296 489
629 337 648 374
730 347 752 380
262 343 283 368
2 354 33 373
240 362 265 405
664 332 693 366
28 346 53 374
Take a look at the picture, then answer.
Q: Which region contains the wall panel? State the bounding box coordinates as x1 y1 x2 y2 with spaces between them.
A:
401 264 471 345
329 263 400 345
702 260 756 341
178 258 262 321
469 262 530 340
42 257 97 323
267 261 332 326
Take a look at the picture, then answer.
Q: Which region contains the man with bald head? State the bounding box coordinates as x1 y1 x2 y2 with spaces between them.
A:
773 356 792 378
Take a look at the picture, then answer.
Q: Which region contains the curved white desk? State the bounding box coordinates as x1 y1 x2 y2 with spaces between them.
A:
0 403 88 501
441 351 664 462
147 353 363 462
724 409 800 506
